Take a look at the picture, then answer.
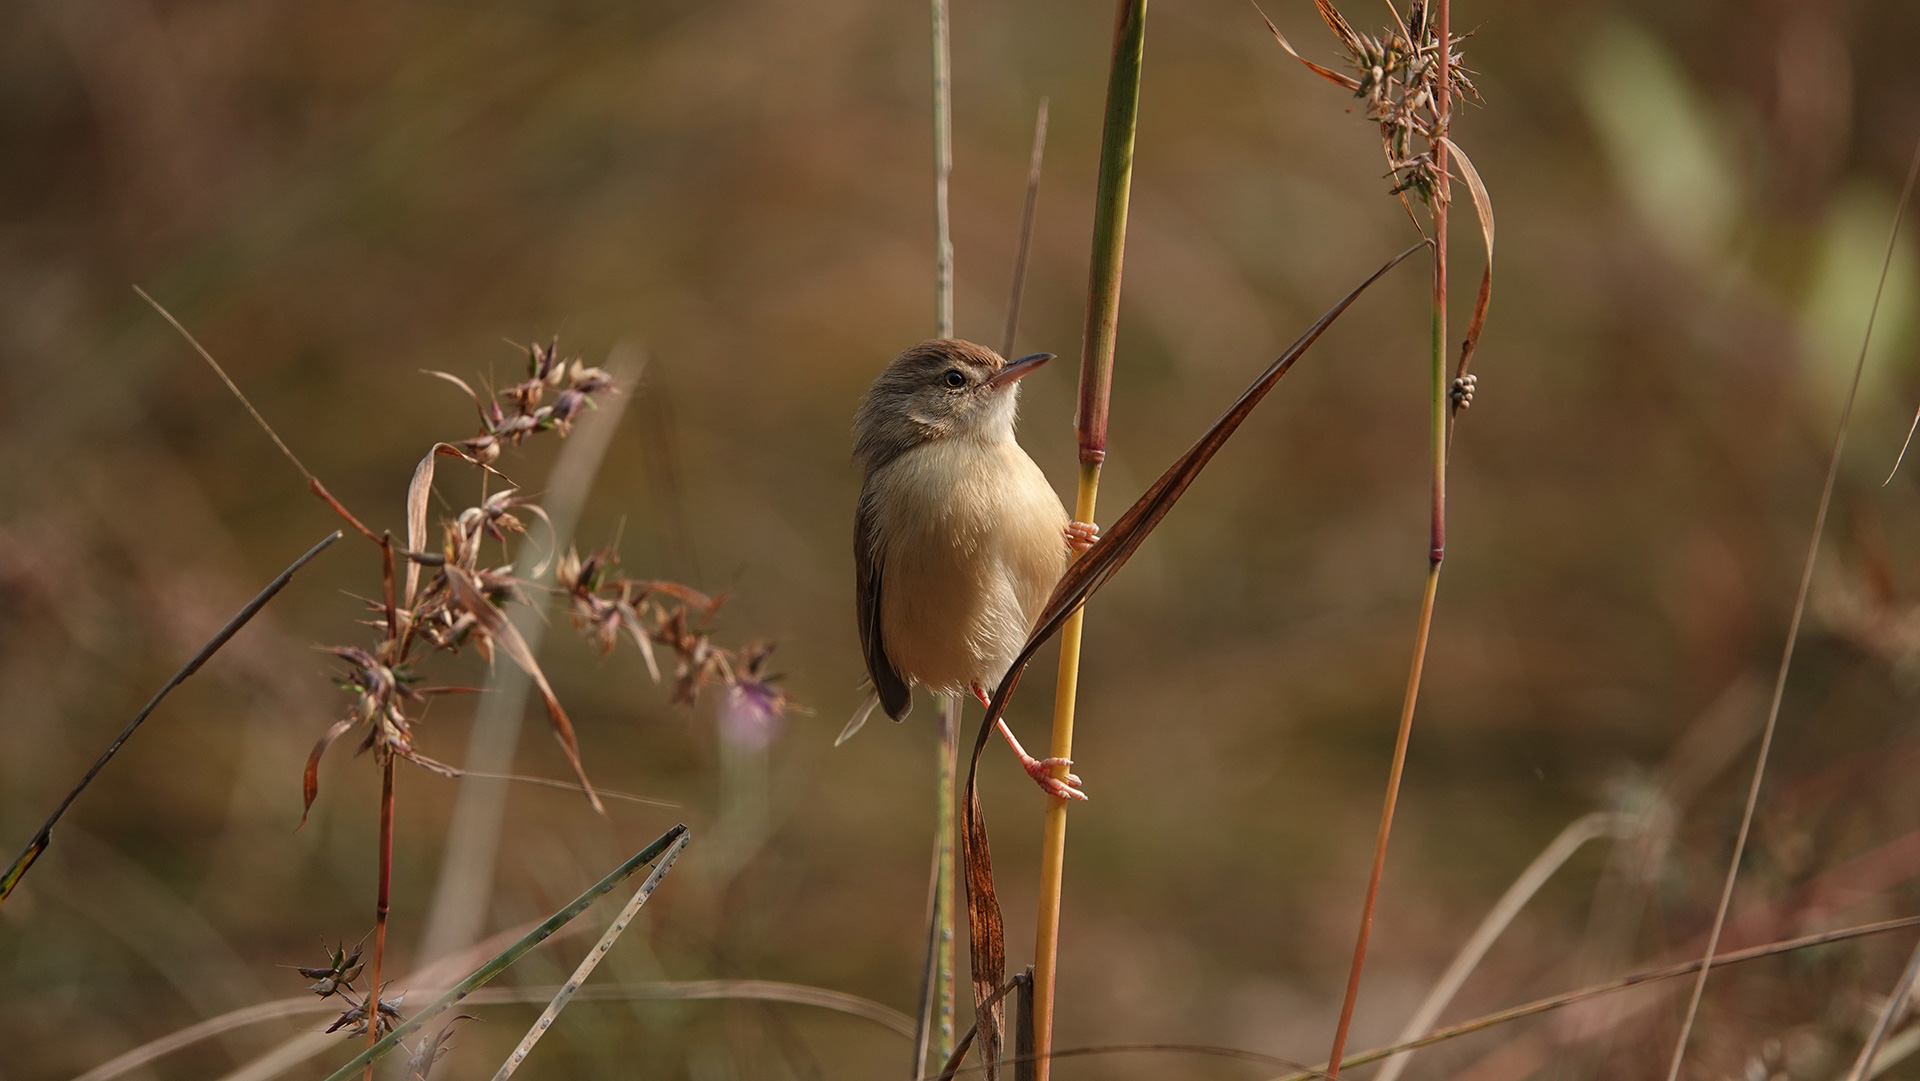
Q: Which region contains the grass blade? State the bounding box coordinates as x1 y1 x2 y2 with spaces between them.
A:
1663 133 1920 1081
1375 812 1633 1081
489 828 690 1079
1029 6 1148 1077
1 530 342 905
313 824 688 1081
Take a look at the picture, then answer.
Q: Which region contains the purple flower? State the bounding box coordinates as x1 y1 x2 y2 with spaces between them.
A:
719 678 788 751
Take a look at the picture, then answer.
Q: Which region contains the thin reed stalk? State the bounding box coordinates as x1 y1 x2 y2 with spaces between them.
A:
915 2 957 1072
1032 4 1146 1078
915 698 961 1076
1663 135 1920 1081
1325 1 1449 1074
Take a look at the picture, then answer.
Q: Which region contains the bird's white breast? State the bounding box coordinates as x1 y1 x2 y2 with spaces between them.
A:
869 436 1069 696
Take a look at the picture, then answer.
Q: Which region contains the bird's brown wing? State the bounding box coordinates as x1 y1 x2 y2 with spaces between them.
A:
855 489 912 720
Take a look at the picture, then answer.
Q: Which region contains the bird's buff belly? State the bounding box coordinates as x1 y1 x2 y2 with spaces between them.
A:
881 539 1041 696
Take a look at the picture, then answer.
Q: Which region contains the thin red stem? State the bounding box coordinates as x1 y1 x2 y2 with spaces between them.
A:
366 757 394 1080
1325 2 1450 1076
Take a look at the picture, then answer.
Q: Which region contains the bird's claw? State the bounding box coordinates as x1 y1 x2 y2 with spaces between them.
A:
1064 521 1100 555
1023 755 1087 801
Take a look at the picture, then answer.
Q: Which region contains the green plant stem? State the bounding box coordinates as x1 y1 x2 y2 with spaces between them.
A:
1033 5 1146 1079
317 825 688 1081
1325 3 1450 1075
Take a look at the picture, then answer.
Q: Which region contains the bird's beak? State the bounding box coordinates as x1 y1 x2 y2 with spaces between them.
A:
985 352 1054 389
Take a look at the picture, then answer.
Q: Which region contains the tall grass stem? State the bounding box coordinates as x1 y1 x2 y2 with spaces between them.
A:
1325 2 1450 1073
1033 5 1146 1077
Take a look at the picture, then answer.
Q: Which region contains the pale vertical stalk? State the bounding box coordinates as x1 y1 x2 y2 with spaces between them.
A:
931 0 953 341
1325 2 1449 1075
418 348 639 965
1032 5 1146 1079
913 697 960 1077
915 3 957 1073
1001 99 1050 361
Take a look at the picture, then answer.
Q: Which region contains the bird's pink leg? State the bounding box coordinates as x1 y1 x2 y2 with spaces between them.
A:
1064 521 1100 554
972 683 1086 801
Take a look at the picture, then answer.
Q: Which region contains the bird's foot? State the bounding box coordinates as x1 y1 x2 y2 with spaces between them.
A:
1020 753 1087 802
992 713 1088 801
1065 520 1100 554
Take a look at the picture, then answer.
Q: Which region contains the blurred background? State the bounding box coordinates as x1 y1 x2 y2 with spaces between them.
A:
6 0 1920 1078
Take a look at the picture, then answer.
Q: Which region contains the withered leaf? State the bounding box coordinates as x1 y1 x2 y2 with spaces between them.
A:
446 567 604 814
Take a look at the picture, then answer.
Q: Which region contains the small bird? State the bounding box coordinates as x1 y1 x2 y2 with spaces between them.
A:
844 339 1097 801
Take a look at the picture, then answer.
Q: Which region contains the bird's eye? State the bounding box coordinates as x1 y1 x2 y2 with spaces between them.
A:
942 369 967 389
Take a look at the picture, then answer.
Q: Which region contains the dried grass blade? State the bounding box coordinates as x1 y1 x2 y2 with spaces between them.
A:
959 241 1422 1078
1845 938 1920 1081
1374 811 1632 1081
1663 133 1920 1081
404 449 451 606
1252 3 1360 90
999 99 1051 360
301 717 358 828
1257 913 1920 1081
489 829 689 1080
1 530 342 905
1441 136 1494 390
314 825 687 1081
77 976 905 1081
445 568 604 814
135 287 380 541
421 370 485 416
1312 0 1362 55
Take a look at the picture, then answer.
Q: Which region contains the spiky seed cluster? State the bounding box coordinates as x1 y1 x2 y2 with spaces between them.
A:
1346 20 1474 202
304 337 789 824
458 339 616 464
556 546 795 729
296 941 365 998
295 940 405 1040
325 991 405 1038
1278 1 1476 204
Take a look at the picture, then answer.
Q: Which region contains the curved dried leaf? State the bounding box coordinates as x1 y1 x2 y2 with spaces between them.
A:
422 370 484 416
302 717 357 828
620 612 662 683
1442 137 1495 387
446 568 604 815
404 450 448 606
1312 0 1362 54
517 504 556 579
1253 2 1361 89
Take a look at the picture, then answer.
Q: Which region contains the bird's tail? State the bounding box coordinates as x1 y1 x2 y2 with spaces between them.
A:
835 689 882 746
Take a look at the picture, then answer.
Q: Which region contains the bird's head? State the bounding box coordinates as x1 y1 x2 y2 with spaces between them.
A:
854 339 1053 473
